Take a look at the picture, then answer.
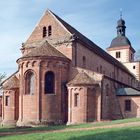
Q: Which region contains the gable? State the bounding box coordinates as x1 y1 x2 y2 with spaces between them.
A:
26 10 71 44
24 10 134 77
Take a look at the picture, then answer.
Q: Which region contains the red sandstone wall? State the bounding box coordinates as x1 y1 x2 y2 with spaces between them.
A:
40 60 69 124
26 11 71 44
76 42 134 87
18 57 69 125
67 86 100 124
2 89 19 124
23 95 38 121
3 91 15 121
69 87 87 123
17 60 40 125
14 90 19 120
86 88 96 122
101 78 123 120
55 43 73 60
118 96 140 118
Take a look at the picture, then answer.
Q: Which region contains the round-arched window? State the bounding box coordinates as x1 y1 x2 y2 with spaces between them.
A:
25 71 35 95
45 71 55 94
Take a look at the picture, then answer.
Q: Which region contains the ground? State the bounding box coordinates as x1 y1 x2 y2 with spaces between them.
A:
0 118 140 140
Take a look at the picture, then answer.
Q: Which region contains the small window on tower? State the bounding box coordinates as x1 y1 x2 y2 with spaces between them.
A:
43 27 47 38
133 66 135 69
48 25 52 36
116 51 121 58
119 29 121 34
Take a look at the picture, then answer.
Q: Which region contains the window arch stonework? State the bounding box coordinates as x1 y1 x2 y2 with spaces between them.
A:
25 71 35 95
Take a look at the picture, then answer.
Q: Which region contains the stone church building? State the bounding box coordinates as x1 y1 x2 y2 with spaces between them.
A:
1 10 140 126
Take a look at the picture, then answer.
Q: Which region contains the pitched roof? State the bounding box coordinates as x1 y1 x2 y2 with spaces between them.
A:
1 71 18 86
23 41 68 59
116 87 140 96
49 10 134 77
67 71 98 86
3 75 19 90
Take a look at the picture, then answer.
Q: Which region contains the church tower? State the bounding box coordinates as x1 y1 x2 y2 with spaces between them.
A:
107 15 135 63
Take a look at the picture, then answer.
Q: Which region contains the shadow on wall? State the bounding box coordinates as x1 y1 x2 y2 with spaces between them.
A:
123 99 139 118
68 127 140 140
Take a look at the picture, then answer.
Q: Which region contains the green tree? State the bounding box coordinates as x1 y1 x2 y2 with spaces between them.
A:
0 73 6 90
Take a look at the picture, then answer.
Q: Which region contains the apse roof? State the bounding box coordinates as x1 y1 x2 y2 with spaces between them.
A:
23 41 68 59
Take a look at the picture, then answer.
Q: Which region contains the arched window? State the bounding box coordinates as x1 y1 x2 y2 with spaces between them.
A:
26 71 35 95
48 25 52 36
43 26 47 38
45 71 55 94
82 56 86 68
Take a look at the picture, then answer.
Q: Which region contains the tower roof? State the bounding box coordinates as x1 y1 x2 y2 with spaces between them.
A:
117 18 125 27
110 36 131 48
108 16 135 52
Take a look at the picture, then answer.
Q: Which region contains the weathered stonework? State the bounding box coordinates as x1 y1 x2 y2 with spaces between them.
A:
1 10 140 126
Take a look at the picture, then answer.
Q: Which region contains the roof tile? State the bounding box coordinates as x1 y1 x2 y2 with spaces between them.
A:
67 71 98 86
3 76 19 90
23 41 68 59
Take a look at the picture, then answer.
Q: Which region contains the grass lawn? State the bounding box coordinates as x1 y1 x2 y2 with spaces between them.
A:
0 126 140 140
0 118 140 140
0 117 140 133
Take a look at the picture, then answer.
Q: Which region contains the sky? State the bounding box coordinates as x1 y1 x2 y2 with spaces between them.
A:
0 0 140 76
